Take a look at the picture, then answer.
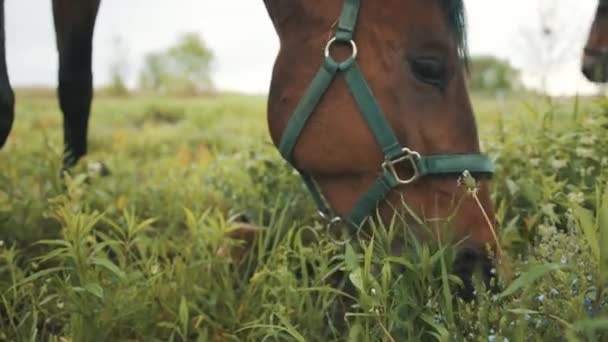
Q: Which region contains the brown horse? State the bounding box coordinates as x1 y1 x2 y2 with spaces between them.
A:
1 0 496 295
0 0 100 168
583 0 608 82
264 0 496 295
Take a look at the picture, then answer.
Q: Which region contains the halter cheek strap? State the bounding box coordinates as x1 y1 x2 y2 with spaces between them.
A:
277 0 494 228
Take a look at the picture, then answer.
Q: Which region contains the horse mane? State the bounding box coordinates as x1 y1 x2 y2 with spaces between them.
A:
441 0 469 64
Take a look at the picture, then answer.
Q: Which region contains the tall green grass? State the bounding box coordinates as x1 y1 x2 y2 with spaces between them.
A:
0 93 606 340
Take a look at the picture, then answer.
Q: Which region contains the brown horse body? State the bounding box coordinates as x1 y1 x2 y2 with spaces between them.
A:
0 0 100 167
583 0 608 82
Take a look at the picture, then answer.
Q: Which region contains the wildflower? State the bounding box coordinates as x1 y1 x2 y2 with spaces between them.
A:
488 335 496 342
56 301 64 309
550 159 567 169
536 294 545 303
584 298 594 317
560 256 568 264
0 240 4 247
575 147 594 159
580 135 597 145
567 192 585 204
457 170 478 195
550 288 560 297
538 224 557 239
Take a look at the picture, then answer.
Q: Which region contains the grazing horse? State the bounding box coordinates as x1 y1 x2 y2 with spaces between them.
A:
583 0 608 82
0 0 100 168
0 0 495 294
264 0 496 294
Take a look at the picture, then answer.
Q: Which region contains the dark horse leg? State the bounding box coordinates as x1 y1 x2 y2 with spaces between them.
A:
52 0 100 168
0 0 15 149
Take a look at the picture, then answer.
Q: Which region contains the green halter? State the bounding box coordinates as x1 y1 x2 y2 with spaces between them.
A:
278 0 494 228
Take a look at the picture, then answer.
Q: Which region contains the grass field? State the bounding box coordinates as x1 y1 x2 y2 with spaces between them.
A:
0 91 607 341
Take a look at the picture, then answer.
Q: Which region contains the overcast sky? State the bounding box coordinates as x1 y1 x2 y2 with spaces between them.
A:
4 0 599 95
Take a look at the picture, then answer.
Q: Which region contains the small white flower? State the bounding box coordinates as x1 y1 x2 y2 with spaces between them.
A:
538 224 557 239
583 117 597 127
488 335 497 342
575 147 594 159
550 159 567 170
536 294 545 302
56 302 64 309
567 192 585 204
550 288 560 297
580 135 597 145
0 240 4 247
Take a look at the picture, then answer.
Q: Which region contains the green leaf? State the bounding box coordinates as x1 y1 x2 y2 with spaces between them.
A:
349 268 364 293
9 267 68 291
90 257 125 280
499 263 564 298
421 313 450 342
179 296 189 335
572 204 600 261
344 244 359 272
84 283 104 300
507 308 540 315
573 318 608 332
599 189 608 282
276 313 307 342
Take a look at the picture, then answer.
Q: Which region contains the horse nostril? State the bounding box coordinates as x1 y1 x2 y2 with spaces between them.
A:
582 63 597 80
581 53 608 82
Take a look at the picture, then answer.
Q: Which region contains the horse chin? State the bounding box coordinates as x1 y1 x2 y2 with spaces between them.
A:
453 246 497 301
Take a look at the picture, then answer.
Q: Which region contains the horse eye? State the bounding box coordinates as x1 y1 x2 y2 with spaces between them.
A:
409 57 447 89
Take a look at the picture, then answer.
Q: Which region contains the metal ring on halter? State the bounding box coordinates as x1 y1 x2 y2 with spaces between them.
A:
324 37 358 61
318 211 351 246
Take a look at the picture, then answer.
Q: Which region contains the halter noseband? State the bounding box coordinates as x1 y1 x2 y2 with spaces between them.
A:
277 0 494 228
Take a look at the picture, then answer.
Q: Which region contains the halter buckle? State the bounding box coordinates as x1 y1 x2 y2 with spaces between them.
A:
382 148 422 184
